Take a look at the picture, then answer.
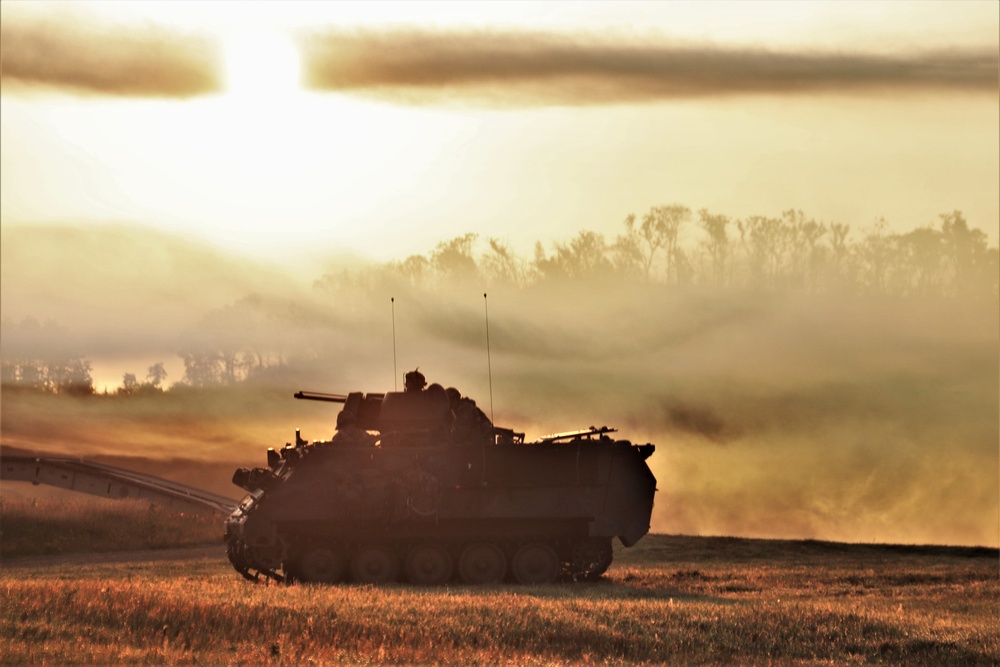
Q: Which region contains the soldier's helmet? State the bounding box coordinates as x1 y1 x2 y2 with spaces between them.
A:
404 368 427 392
445 387 461 403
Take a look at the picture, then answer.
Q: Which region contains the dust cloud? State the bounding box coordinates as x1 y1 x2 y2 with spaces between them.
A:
299 28 998 105
1 224 997 547
0 10 221 97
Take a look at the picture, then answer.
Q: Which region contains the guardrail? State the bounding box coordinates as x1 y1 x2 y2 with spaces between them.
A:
1 455 238 515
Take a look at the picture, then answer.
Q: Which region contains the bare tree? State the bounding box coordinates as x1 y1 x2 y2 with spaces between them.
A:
897 227 943 295
119 373 139 396
431 234 479 282
180 351 221 388
146 362 167 388
481 238 527 287
639 204 691 282
48 358 94 395
534 231 613 281
399 254 431 285
698 208 731 287
856 218 895 293
789 211 827 292
737 216 778 287
611 213 644 279
940 210 996 295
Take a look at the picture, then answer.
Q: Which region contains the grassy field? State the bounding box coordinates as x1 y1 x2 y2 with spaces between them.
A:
1 498 997 666
0 494 222 558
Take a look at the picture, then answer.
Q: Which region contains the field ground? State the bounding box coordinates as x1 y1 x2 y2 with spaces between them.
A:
1 494 222 559
1 499 997 666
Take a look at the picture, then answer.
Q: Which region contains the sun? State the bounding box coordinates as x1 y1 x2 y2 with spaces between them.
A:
223 28 301 98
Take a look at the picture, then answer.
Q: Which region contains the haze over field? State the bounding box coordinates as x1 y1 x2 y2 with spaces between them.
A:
1 1 998 548
3 221 997 547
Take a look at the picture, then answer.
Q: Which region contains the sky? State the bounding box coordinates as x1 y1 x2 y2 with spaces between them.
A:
1 1 998 548
1 0 997 263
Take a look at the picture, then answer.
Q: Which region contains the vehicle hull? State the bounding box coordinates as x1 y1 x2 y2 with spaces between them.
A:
225 436 656 584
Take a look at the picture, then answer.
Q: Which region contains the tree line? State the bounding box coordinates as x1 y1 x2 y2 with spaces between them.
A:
2 205 996 396
1 352 285 396
315 207 997 297
0 356 96 396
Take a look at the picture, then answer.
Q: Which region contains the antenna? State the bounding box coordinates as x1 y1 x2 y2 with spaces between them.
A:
391 297 398 391
484 292 494 424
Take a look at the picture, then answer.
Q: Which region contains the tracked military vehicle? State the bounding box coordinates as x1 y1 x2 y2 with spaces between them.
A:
225 372 656 585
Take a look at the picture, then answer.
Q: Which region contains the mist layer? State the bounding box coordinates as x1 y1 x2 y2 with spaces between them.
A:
3 225 997 547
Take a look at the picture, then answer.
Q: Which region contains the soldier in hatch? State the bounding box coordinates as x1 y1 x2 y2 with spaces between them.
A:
446 386 494 446
330 410 377 447
404 368 426 392
426 382 448 403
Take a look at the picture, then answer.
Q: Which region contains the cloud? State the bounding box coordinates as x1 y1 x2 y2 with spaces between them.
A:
299 29 998 105
0 13 222 97
3 17 992 105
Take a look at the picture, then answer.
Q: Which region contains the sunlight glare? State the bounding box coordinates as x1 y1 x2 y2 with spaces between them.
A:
224 29 301 98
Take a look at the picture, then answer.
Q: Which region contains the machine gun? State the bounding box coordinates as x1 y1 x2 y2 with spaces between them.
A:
538 425 618 443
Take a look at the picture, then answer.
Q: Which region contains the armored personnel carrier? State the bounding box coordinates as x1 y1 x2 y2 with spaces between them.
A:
225 371 656 585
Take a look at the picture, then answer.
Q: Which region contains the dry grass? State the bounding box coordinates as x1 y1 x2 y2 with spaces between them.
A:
1 534 996 665
0 495 222 558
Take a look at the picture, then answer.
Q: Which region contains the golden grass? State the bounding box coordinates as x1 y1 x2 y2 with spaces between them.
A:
0 495 222 558
2 535 997 665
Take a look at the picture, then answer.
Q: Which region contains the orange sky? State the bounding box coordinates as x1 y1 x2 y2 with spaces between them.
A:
1 0 997 263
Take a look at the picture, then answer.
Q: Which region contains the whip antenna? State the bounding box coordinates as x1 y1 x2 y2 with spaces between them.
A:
391 297 398 391
484 292 494 424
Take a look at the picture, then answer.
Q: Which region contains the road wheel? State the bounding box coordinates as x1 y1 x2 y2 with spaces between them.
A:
248 541 285 571
404 544 453 586
458 543 506 584
350 545 400 584
569 537 613 580
511 543 559 584
296 546 347 584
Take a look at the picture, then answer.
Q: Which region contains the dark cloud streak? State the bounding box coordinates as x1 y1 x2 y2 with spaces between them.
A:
300 29 998 105
0 15 222 98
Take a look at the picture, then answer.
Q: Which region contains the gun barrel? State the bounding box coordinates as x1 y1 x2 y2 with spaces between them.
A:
294 391 348 403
